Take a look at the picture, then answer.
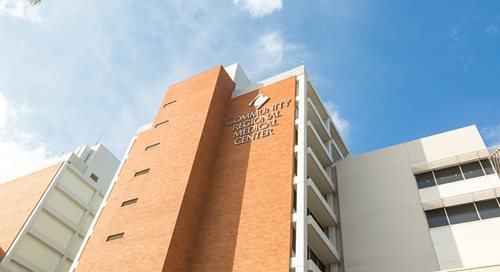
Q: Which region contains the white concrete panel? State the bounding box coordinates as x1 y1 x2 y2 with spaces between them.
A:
338 144 439 272
338 146 421 217
430 217 500 270
59 169 95 204
31 210 74 249
46 189 85 226
81 214 94 231
83 144 120 193
459 266 500 272
451 219 500 268
224 63 251 91
429 228 462 269
6 261 30 272
337 144 409 179
91 194 104 211
405 126 485 165
0 144 120 272
345 258 441 272
341 204 439 272
419 175 500 206
434 175 500 200
16 234 62 272
69 235 84 258
60 260 72 272
419 186 443 202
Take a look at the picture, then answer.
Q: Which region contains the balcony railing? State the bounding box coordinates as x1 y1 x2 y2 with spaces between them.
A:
307 148 335 194
306 216 340 265
307 122 333 168
490 148 500 178
307 178 337 227
307 98 330 143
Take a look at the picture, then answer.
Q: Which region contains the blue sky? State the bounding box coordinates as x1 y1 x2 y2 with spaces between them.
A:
0 0 499 182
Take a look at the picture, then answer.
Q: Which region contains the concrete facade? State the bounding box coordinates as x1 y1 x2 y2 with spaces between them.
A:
2 64 496 272
0 144 119 272
337 126 500 272
0 163 63 262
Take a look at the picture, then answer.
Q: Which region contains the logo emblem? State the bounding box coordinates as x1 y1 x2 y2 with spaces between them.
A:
249 94 270 109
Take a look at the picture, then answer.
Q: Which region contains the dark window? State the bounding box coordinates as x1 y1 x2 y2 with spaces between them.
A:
460 161 485 179
293 190 297 212
121 198 138 207
106 232 124 242
293 156 297 177
480 159 495 175
308 209 328 236
154 120 169 128
308 247 326 272
425 208 449 228
163 100 177 108
317 260 326 272
90 173 99 182
434 166 463 185
145 143 160 151
447 203 479 225
415 172 436 189
134 168 150 177
294 127 298 146
476 199 500 220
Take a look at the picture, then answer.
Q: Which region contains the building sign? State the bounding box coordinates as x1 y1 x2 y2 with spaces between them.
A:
225 94 292 145
248 94 270 109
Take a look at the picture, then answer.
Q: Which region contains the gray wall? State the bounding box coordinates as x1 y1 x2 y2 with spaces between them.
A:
336 126 487 272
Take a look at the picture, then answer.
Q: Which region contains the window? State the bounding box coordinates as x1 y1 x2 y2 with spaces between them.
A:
163 100 177 108
415 172 436 189
90 173 99 182
154 120 169 128
426 198 500 228
106 233 124 242
460 161 484 179
476 199 500 219
446 203 479 225
425 208 449 228
145 143 160 151
134 168 150 177
480 159 495 175
416 159 497 189
121 198 138 207
293 190 297 212
434 166 463 185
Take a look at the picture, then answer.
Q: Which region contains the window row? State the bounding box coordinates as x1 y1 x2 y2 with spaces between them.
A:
153 100 176 128
105 100 176 243
415 159 496 189
425 197 500 228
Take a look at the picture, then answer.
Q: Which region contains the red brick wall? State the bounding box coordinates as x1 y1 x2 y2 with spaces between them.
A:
76 66 235 271
190 77 296 272
76 67 296 272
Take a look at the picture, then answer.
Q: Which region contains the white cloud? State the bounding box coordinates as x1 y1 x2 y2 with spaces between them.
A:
481 124 500 147
256 31 284 68
0 0 41 22
0 92 63 184
324 101 351 136
234 0 282 18
0 1 307 173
